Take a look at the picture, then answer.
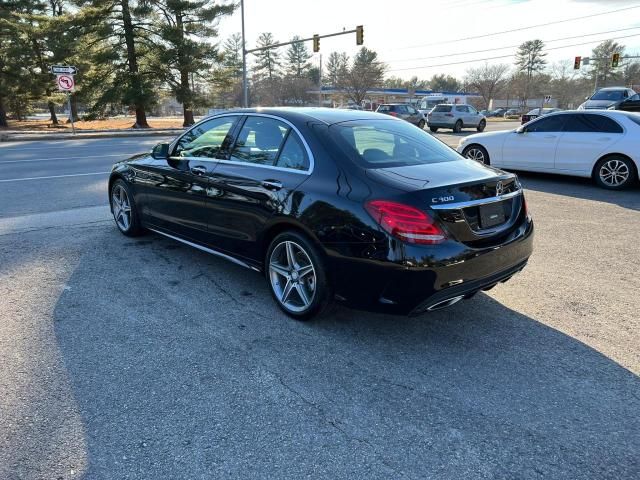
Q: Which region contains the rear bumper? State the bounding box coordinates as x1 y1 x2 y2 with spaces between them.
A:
326 217 534 315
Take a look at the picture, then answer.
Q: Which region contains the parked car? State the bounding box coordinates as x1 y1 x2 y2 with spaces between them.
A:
503 109 521 119
458 110 640 189
578 87 638 110
479 109 490 116
616 92 640 112
489 108 507 117
109 108 533 319
520 108 563 124
427 104 486 133
376 103 425 128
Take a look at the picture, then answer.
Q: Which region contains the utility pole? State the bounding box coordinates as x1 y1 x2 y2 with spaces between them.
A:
318 54 322 107
241 0 248 107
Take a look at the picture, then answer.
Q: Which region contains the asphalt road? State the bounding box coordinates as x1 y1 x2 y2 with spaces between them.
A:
0 133 639 479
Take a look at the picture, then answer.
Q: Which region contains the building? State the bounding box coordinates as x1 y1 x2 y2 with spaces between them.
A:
311 86 481 110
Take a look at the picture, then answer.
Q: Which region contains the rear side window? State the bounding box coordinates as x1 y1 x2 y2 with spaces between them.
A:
563 114 623 133
330 119 461 168
377 105 392 112
230 116 288 166
434 105 452 112
455 106 467 113
274 132 310 171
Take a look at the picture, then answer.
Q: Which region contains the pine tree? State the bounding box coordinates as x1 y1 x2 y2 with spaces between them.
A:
144 0 235 126
285 36 310 78
253 32 281 80
325 52 348 87
515 39 547 103
222 33 243 80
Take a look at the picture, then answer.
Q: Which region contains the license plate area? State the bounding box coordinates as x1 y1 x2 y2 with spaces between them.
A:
479 202 506 228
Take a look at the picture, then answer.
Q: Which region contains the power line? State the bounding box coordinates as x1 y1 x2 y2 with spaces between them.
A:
386 32 640 72
396 4 640 50
382 26 640 64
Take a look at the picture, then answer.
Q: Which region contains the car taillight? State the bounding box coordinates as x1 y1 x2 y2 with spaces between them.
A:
365 200 446 245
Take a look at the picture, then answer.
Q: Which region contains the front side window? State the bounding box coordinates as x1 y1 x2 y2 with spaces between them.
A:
173 116 238 158
628 94 639 101
525 115 566 133
331 119 461 169
230 116 288 166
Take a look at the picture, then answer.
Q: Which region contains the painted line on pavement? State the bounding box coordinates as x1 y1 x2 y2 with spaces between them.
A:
0 154 130 164
0 171 110 183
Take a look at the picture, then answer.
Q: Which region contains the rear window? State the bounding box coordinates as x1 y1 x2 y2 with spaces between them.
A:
330 119 461 169
434 105 452 112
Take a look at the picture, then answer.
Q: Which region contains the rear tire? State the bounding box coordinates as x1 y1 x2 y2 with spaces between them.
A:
265 231 333 321
593 156 636 190
462 144 490 165
417 119 425 129
453 120 463 133
429 126 438 133
477 119 486 132
110 179 145 237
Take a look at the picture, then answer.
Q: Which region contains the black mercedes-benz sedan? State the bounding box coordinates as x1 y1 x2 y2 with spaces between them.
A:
109 108 533 320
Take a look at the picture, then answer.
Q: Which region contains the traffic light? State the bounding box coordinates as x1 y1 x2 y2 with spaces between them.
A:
356 25 364 46
313 34 320 53
612 53 620 68
573 56 581 70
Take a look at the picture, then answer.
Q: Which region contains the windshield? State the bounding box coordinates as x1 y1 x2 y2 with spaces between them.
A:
591 90 624 101
330 119 461 169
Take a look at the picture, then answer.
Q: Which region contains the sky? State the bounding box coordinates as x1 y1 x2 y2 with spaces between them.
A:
216 0 640 80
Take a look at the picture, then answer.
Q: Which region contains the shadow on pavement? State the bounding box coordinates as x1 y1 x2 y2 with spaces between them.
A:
49 229 639 479
517 171 640 211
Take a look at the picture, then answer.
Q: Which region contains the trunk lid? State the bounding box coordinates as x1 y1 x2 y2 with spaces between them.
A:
365 160 525 244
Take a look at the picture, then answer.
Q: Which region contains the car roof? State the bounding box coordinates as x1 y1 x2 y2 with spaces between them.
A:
541 109 639 121
207 107 395 125
597 87 629 91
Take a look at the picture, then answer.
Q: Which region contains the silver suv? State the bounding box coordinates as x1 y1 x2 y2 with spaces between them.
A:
427 104 486 133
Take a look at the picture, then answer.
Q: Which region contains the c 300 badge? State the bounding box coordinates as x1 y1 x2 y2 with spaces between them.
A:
431 195 455 203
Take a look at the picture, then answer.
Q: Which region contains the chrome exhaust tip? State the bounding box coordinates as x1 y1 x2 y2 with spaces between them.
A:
426 295 465 312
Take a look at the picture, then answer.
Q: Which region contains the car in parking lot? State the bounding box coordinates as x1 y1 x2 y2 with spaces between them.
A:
520 108 563 124
617 92 640 112
109 108 533 319
427 104 486 133
503 109 521 119
488 108 507 117
578 87 638 110
376 103 425 128
458 110 640 189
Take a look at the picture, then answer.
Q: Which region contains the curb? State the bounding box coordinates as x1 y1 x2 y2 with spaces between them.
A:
0 129 184 142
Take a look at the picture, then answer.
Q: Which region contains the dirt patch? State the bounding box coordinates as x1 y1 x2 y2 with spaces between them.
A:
5 116 186 131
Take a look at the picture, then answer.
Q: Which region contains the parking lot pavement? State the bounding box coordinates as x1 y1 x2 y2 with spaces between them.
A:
433 120 521 148
1 137 639 479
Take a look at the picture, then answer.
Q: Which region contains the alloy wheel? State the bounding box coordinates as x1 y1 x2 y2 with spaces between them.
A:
111 184 132 231
269 240 316 313
599 159 630 187
466 147 486 164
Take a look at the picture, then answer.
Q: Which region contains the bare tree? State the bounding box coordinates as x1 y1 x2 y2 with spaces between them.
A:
464 63 510 109
342 48 385 106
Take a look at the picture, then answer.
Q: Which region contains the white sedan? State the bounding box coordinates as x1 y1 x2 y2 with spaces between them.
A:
457 110 640 189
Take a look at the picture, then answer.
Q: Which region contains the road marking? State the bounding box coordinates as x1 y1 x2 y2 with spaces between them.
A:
0 171 110 183
0 153 129 164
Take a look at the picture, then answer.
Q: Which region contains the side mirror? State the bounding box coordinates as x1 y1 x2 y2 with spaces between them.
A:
585 96 590 101
151 142 170 159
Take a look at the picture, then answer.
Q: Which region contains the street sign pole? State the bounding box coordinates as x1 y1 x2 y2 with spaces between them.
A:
67 91 75 135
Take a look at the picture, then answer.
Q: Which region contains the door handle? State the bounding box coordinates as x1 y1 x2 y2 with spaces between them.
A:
190 165 206 175
543 135 556 139
597 137 612 141
262 179 283 191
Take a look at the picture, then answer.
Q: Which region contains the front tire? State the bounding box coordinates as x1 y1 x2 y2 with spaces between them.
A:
477 119 486 132
110 179 145 236
266 231 333 320
417 119 425 129
453 120 463 133
429 126 438 133
594 156 636 190
463 144 490 165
